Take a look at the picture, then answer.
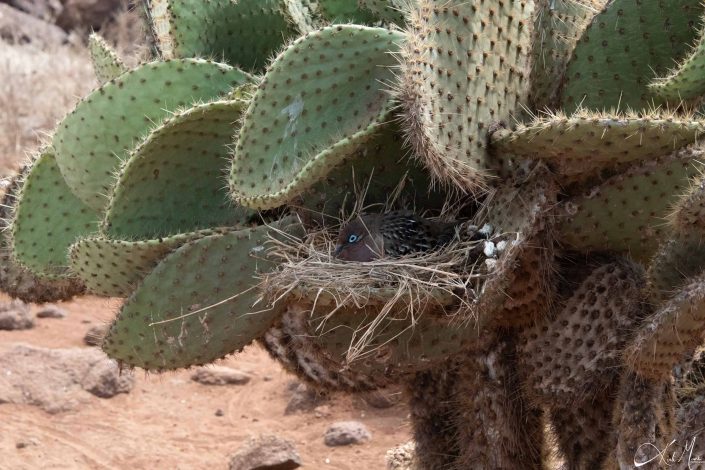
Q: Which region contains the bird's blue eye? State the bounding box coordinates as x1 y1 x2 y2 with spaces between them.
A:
347 234 359 243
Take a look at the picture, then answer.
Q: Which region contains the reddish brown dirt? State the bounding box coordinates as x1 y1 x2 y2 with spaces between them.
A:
0 295 411 469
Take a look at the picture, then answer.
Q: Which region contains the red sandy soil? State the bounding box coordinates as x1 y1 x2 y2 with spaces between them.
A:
0 294 411 470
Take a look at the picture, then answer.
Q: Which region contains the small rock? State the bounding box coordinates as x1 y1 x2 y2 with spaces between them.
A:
0 300 33 330
386 441 417 470
215 409 225 417
191 366 251 386
229 434 301 470
15 438 38 449
324 421 371 447
81 359 134 398
83 324 108 346
262 375 273 382
285 383 327 415
0 344 132 413
313 405 331 418
36 304 67 319
0 4 67 46
5 0 63 22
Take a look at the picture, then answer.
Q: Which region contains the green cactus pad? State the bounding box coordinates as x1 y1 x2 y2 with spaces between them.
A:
317 0 377 23
296 124 445 225
357 0 405 25
647 235 705 303
88 33 127 84
149 0 312 71
649 16 705 103
626 277 705 381
11 149 100 278
528 0 603 110
0 166 85 302
558 147 705 261
53 59 251 211
69 229 223 297
102 219 303 370
400 0 535 192
230 25 404 210
561 0 703 112
104 99 254 239
490 112 705 178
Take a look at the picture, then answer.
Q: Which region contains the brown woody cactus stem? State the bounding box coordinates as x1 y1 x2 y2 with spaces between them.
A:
405 359 461 469
452 336 543 470
613 372 676 469
625 276 705 381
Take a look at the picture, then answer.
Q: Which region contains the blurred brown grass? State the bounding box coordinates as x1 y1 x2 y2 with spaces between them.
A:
0 42 96 173
0 3 146 176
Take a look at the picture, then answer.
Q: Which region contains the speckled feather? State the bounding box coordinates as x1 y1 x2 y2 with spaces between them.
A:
335 211 458 261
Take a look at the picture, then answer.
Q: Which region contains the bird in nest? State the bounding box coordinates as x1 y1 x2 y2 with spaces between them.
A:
334 211 466 262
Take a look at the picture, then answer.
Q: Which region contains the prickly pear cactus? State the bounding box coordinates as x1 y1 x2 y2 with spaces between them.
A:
11 148 100 278
88 33 127 84
229 25 405 209
0 165 85 303
101 223 298 370
400 0 535 190
9 0 705 468
52 59 251 211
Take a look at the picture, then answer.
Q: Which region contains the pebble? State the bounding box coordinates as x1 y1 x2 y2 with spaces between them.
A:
35 304 67 319
228 435 301 470
0 300 33 330
83 324 108 346
191 366 251 386
324 421 371 447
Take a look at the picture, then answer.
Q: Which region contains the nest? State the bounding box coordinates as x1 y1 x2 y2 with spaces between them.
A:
261 216 519 326
259 215 526 366
257 165 557 366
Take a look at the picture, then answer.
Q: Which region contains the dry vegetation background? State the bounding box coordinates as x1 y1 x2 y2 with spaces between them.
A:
0 3 143 174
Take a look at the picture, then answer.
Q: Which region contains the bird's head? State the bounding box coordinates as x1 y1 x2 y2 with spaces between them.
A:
334 215 384 261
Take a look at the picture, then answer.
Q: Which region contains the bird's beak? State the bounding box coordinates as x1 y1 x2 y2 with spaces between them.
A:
333 244 344 258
